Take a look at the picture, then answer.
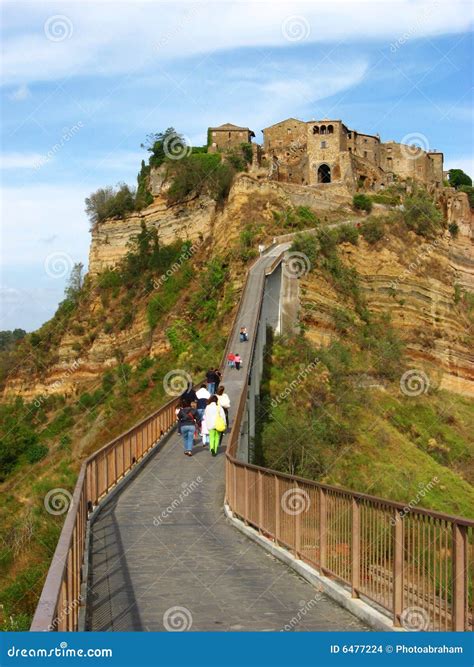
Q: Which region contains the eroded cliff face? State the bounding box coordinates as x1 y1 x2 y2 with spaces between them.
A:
3 175 473 400
301 218 474 397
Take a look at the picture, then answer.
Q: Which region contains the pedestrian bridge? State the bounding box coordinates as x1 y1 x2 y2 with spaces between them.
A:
31 244 473 633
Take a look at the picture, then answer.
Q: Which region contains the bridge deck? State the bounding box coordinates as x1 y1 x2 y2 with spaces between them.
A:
86 246 369 631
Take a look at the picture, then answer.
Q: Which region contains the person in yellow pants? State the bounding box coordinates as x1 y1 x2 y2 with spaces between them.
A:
204 395 226 457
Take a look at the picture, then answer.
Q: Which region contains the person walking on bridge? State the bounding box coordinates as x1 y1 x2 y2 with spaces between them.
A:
217 386 231 446
177 400 201 457
204 395 226 456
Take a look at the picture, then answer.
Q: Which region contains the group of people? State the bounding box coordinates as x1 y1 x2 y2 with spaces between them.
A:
175 326 250 457
226 327 248 369
176 379 230 458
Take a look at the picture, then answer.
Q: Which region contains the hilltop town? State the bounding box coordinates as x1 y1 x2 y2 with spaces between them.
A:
208 118 444 192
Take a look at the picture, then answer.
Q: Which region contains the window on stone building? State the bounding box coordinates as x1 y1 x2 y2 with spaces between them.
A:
364 138 368 143
212 132 216 137
348 147 352 152
321 141 327 149
287 128 291 134
328 125 334 134
364 151 368 158
313 125 319 134
320 125 327 134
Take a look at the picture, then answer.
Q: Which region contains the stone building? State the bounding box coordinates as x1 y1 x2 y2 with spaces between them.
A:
262 117 444 191
208 123 255 153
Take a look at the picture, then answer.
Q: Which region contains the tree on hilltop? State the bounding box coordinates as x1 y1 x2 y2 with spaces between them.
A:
448 169 472 189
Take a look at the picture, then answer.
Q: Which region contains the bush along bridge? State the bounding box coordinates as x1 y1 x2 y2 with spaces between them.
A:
31 243 473 632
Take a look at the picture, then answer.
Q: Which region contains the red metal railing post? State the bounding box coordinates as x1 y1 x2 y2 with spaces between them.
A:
295 482 301 558
258 470 264 533
351 498 360 598
452 523 467 631
319 487 327 571
393 510 404 627
275 475 280 545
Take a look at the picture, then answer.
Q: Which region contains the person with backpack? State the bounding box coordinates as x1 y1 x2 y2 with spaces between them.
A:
204 395 226 456
227 352 235 368
177 400 201 457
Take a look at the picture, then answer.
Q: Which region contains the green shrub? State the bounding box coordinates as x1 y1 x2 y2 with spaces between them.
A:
353 194 373 213
459 185 474 208
360 219 385 244
448 222 459 238
166 153 235 204
290 233 319 269
332 308 355 334
403 190 443 237
119 310 133 330
370 192 401 206
241 142 253 164
85 183 135 226
448 168 472 189
336 224 359 245
25 443 48 463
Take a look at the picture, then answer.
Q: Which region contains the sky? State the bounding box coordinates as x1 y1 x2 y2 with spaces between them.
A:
1 0 473 331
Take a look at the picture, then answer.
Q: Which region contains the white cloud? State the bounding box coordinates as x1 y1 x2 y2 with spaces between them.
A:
1 1 472 86
0 152 46 169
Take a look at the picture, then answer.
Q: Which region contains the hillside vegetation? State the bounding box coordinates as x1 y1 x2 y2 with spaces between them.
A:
0 142 472 630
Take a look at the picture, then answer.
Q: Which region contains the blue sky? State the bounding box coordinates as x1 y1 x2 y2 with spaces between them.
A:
1 0 473 331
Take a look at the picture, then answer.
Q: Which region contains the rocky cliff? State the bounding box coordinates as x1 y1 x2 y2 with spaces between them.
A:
3 174 473 399
301 215 474 397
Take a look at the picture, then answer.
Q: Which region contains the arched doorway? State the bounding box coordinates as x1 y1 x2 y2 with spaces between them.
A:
317 163 331 183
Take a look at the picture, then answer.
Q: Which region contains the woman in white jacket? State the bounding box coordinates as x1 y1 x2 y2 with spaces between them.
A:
217 386 231 444
204 395 226 456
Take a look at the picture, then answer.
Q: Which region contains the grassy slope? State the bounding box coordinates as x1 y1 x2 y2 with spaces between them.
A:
0 233 238 629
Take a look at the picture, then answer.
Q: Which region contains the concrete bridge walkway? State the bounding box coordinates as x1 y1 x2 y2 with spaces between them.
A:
86 246 369 632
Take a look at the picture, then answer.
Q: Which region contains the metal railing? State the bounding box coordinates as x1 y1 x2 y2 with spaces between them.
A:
224 253 474 632
31 247 473 632
31 398 178 630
